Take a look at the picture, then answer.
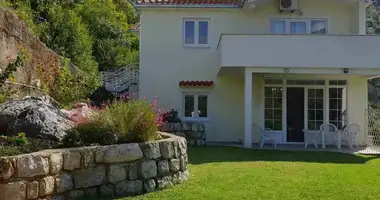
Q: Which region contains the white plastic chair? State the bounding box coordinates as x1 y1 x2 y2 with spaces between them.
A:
320 123 339 146
253 124 276 148
342 123 360 148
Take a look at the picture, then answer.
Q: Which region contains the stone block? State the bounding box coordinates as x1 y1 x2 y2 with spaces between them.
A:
83 187 98 197
52 195 65 200
27 181 39 199
180 154 188 171
139 142 161 159
157 160 170 176
17 155 49 177
178 138 187 155
39 176 55 196
139 160 157 179
56 173 74 194
97 143 143 163
172 140 180 158
127 163 138 180
74 165 106 189
66 190 84 200
99 184 115 197
156 176 173 189
0 181 26 200
50 153 63 174
169 159 180 172
159 141 174 159
80 148 94 168
115 180 143 196
178 170 189 183
172 173 180 184
108 165 127 183
0 157 14 179
144 179 156 193
63 151 81 170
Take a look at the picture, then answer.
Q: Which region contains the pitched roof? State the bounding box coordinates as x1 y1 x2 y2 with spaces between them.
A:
135 0 242 6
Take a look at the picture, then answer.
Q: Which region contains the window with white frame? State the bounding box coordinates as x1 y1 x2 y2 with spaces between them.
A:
183 19 209 46
183 93 208 119
270 19 327 34
328 81 347 129
264 87 283 130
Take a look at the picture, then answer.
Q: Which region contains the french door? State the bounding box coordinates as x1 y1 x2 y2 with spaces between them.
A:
305 88 324 131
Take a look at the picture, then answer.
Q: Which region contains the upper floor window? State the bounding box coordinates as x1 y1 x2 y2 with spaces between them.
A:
183 19 209 47
270 19 327 34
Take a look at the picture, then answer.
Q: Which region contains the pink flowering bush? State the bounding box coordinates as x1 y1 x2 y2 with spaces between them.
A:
63 97 163 147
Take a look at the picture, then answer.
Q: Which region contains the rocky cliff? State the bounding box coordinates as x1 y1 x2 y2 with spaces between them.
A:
0 7 60 88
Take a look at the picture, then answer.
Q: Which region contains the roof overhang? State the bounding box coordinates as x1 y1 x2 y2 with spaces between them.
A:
134 0 375 9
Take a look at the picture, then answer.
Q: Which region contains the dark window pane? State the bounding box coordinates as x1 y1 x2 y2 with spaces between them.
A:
316 121 324 130
308 89 315 99
273 79 283 84
329 80 338 85
274 98 282 108
184 21 195 44
338 80 347 85
315 89 323 98
329 99 338 109
198 21 208 44
274 109 282 120
184 95 194 117
316 99 323 109
265 109 273 119
265 120 274 130
274 120 282 130
308 99 315 109
308 110 316 120
198 95 208 117
265 98 274 108
337 88 343 99
315 80 325 85
329 88 338 98
273 88 282 97
308 121 316 130
337 99 342 109
311 20 326 34
316 110 324 120
329 110 338 121
265 87 274 97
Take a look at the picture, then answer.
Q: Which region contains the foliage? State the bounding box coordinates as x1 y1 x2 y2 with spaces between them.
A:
75 0 139 71
64 98 163 147
10 132 28 146
0 48 28 87
3 0 139 73
0 146 22 156
35 59 100 107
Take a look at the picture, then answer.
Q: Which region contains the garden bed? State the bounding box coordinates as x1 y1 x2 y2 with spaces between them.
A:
0 132 189 200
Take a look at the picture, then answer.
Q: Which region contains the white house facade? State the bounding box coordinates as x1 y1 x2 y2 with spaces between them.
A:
136 0 380 148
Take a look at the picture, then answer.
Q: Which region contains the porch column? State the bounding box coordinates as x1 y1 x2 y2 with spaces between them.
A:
244 68 253 148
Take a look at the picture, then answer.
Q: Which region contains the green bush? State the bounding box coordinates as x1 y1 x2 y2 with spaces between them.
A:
10 132 28 146
64 100 161 147
0 146 22 156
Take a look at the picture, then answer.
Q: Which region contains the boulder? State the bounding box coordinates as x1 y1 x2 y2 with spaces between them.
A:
108 165 127 183
0 157 15 179
17 155 49 177
144 179 156 193
157 160 170 176
169 159 180 172
27 181 39 199
156 176 173 189
39 176 55 196
99 143 143 163
49 153 63 174
139 142 161 159
0 96 72 141
159 141 174 159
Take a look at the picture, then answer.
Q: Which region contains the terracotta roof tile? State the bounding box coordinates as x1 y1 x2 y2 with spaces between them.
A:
136 0 242 5
179 81 214 87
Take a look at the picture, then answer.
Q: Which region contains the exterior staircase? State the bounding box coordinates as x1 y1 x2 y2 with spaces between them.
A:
100 64 139 97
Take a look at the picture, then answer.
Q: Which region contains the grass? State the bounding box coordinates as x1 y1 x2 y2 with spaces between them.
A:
94 146 380 200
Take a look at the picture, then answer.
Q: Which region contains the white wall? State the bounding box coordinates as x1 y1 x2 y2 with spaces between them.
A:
139 0 369 143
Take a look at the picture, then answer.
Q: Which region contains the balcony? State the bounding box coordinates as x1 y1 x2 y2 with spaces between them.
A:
218 34 380 71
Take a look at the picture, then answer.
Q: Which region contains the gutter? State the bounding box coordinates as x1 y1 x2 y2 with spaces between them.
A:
134 4 242 9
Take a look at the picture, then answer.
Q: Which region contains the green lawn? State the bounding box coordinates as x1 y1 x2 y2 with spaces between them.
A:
115 146 380 200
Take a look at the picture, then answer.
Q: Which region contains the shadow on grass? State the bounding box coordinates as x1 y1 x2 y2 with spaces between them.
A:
188 146 378 164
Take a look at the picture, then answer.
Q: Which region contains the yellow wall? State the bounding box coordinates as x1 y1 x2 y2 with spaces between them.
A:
139 0 368 144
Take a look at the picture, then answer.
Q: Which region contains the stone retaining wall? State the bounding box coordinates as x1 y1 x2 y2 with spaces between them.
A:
0 132 188 200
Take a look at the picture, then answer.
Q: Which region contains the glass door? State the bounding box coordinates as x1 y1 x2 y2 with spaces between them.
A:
306 88 324 131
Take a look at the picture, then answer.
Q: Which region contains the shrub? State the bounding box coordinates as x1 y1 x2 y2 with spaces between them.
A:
64 98 163 147
10 132 28 146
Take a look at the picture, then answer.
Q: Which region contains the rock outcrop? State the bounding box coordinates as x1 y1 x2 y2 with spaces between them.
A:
0 96 72 141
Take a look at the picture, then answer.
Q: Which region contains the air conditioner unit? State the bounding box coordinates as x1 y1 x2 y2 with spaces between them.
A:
279 0 297 12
